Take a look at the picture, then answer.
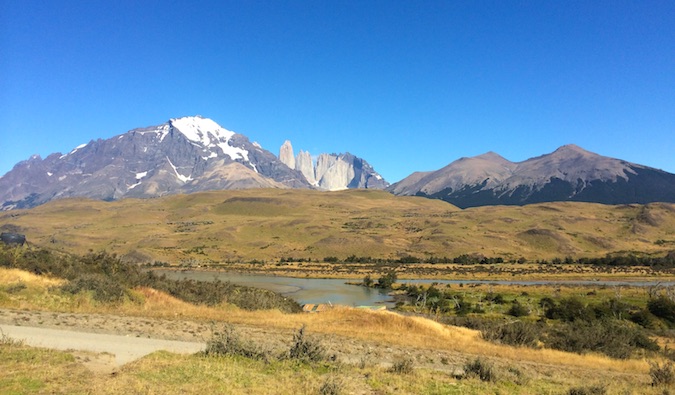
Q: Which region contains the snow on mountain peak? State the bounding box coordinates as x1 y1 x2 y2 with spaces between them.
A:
169 116 249 161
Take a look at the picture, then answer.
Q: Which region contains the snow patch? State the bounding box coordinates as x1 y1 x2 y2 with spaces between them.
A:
170 116 249 161
135 171 148 179
128 181 142 190
47 172 53 177
166 157 193 183
202 151 218 161
60 143 88 159
58 175 67 181
157 124 170 142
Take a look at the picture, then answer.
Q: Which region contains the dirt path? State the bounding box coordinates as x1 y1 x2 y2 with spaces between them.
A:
0 324 204 366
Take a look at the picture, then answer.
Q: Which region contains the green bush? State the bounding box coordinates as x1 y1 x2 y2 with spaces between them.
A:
545 297 595 322
60 274 127 303
377 270 397 289
506 301 530 317
546 320 658 359
648 295 675 325
480 321 542 348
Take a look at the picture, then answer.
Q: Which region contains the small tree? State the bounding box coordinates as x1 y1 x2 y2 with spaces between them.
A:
377 270 397 289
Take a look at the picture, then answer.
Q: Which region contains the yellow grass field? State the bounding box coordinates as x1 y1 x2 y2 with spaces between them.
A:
1 189 674 265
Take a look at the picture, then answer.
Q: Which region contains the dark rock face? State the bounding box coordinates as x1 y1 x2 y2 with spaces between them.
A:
389 145 675 208
0 232 26 246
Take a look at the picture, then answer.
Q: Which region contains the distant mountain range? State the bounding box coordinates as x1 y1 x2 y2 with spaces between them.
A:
388 144 675 208
0 116 387 210
2 117 674 211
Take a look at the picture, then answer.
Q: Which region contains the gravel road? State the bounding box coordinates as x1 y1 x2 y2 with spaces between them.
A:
1 324 205 366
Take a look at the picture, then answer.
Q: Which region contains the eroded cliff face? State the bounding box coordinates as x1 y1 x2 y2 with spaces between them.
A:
296 150 316 185
279 140 295 170
277 141 389 191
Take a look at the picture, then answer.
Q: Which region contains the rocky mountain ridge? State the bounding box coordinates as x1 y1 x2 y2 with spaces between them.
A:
278 140 388 191
389 144 675 208
0 116 387 210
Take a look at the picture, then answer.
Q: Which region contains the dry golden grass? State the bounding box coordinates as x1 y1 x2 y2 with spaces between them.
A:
0 268 64 287
2 189 674 264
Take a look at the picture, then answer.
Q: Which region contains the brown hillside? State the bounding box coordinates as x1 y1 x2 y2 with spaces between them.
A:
1 190 674 263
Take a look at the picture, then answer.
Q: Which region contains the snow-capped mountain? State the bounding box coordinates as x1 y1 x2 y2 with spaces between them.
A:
0 116 316 210
389 145 675 208
278 140 389 190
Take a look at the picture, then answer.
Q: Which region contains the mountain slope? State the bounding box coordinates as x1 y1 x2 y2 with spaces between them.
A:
0 116 313 210
389 145 675 208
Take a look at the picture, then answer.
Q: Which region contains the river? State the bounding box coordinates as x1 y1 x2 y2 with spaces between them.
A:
156 270 675 308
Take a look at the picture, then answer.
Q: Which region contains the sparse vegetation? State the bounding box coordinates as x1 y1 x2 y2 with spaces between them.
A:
288 325 328 363
389 357 415 374
462 358 498 382
649 360 675 387
203 324 269 360
567 384 607 395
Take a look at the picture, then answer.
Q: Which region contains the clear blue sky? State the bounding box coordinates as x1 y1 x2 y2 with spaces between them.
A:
1 1 674 183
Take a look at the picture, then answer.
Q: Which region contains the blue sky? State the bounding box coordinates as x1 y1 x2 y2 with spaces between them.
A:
1 1 674 183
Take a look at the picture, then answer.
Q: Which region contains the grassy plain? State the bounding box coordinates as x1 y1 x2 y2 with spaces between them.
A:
1 189 674 268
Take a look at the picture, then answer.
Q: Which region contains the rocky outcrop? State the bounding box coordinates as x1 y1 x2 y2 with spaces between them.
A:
277 142 389 191
279 140 295 170
315 154 354 190
296 150 316 185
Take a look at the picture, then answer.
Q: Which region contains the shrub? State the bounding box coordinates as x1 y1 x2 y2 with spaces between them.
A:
546 320 658 359
631 308 661 329
203 325 268 360
507 301 530 317
649 360 675 387
481 321 542 348
319 375 344 395
545 297 595 322
60 274 127 303
377 270 397 289
288 326 326 363
463 358 497 382
389 357 414 374
567 384 607 395
648 295 675 325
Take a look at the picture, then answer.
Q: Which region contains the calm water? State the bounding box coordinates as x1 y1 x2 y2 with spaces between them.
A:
156 270 395 307
156 270 675 307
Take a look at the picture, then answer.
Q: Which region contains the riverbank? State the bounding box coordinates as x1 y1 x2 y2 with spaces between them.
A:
152 261 675 282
